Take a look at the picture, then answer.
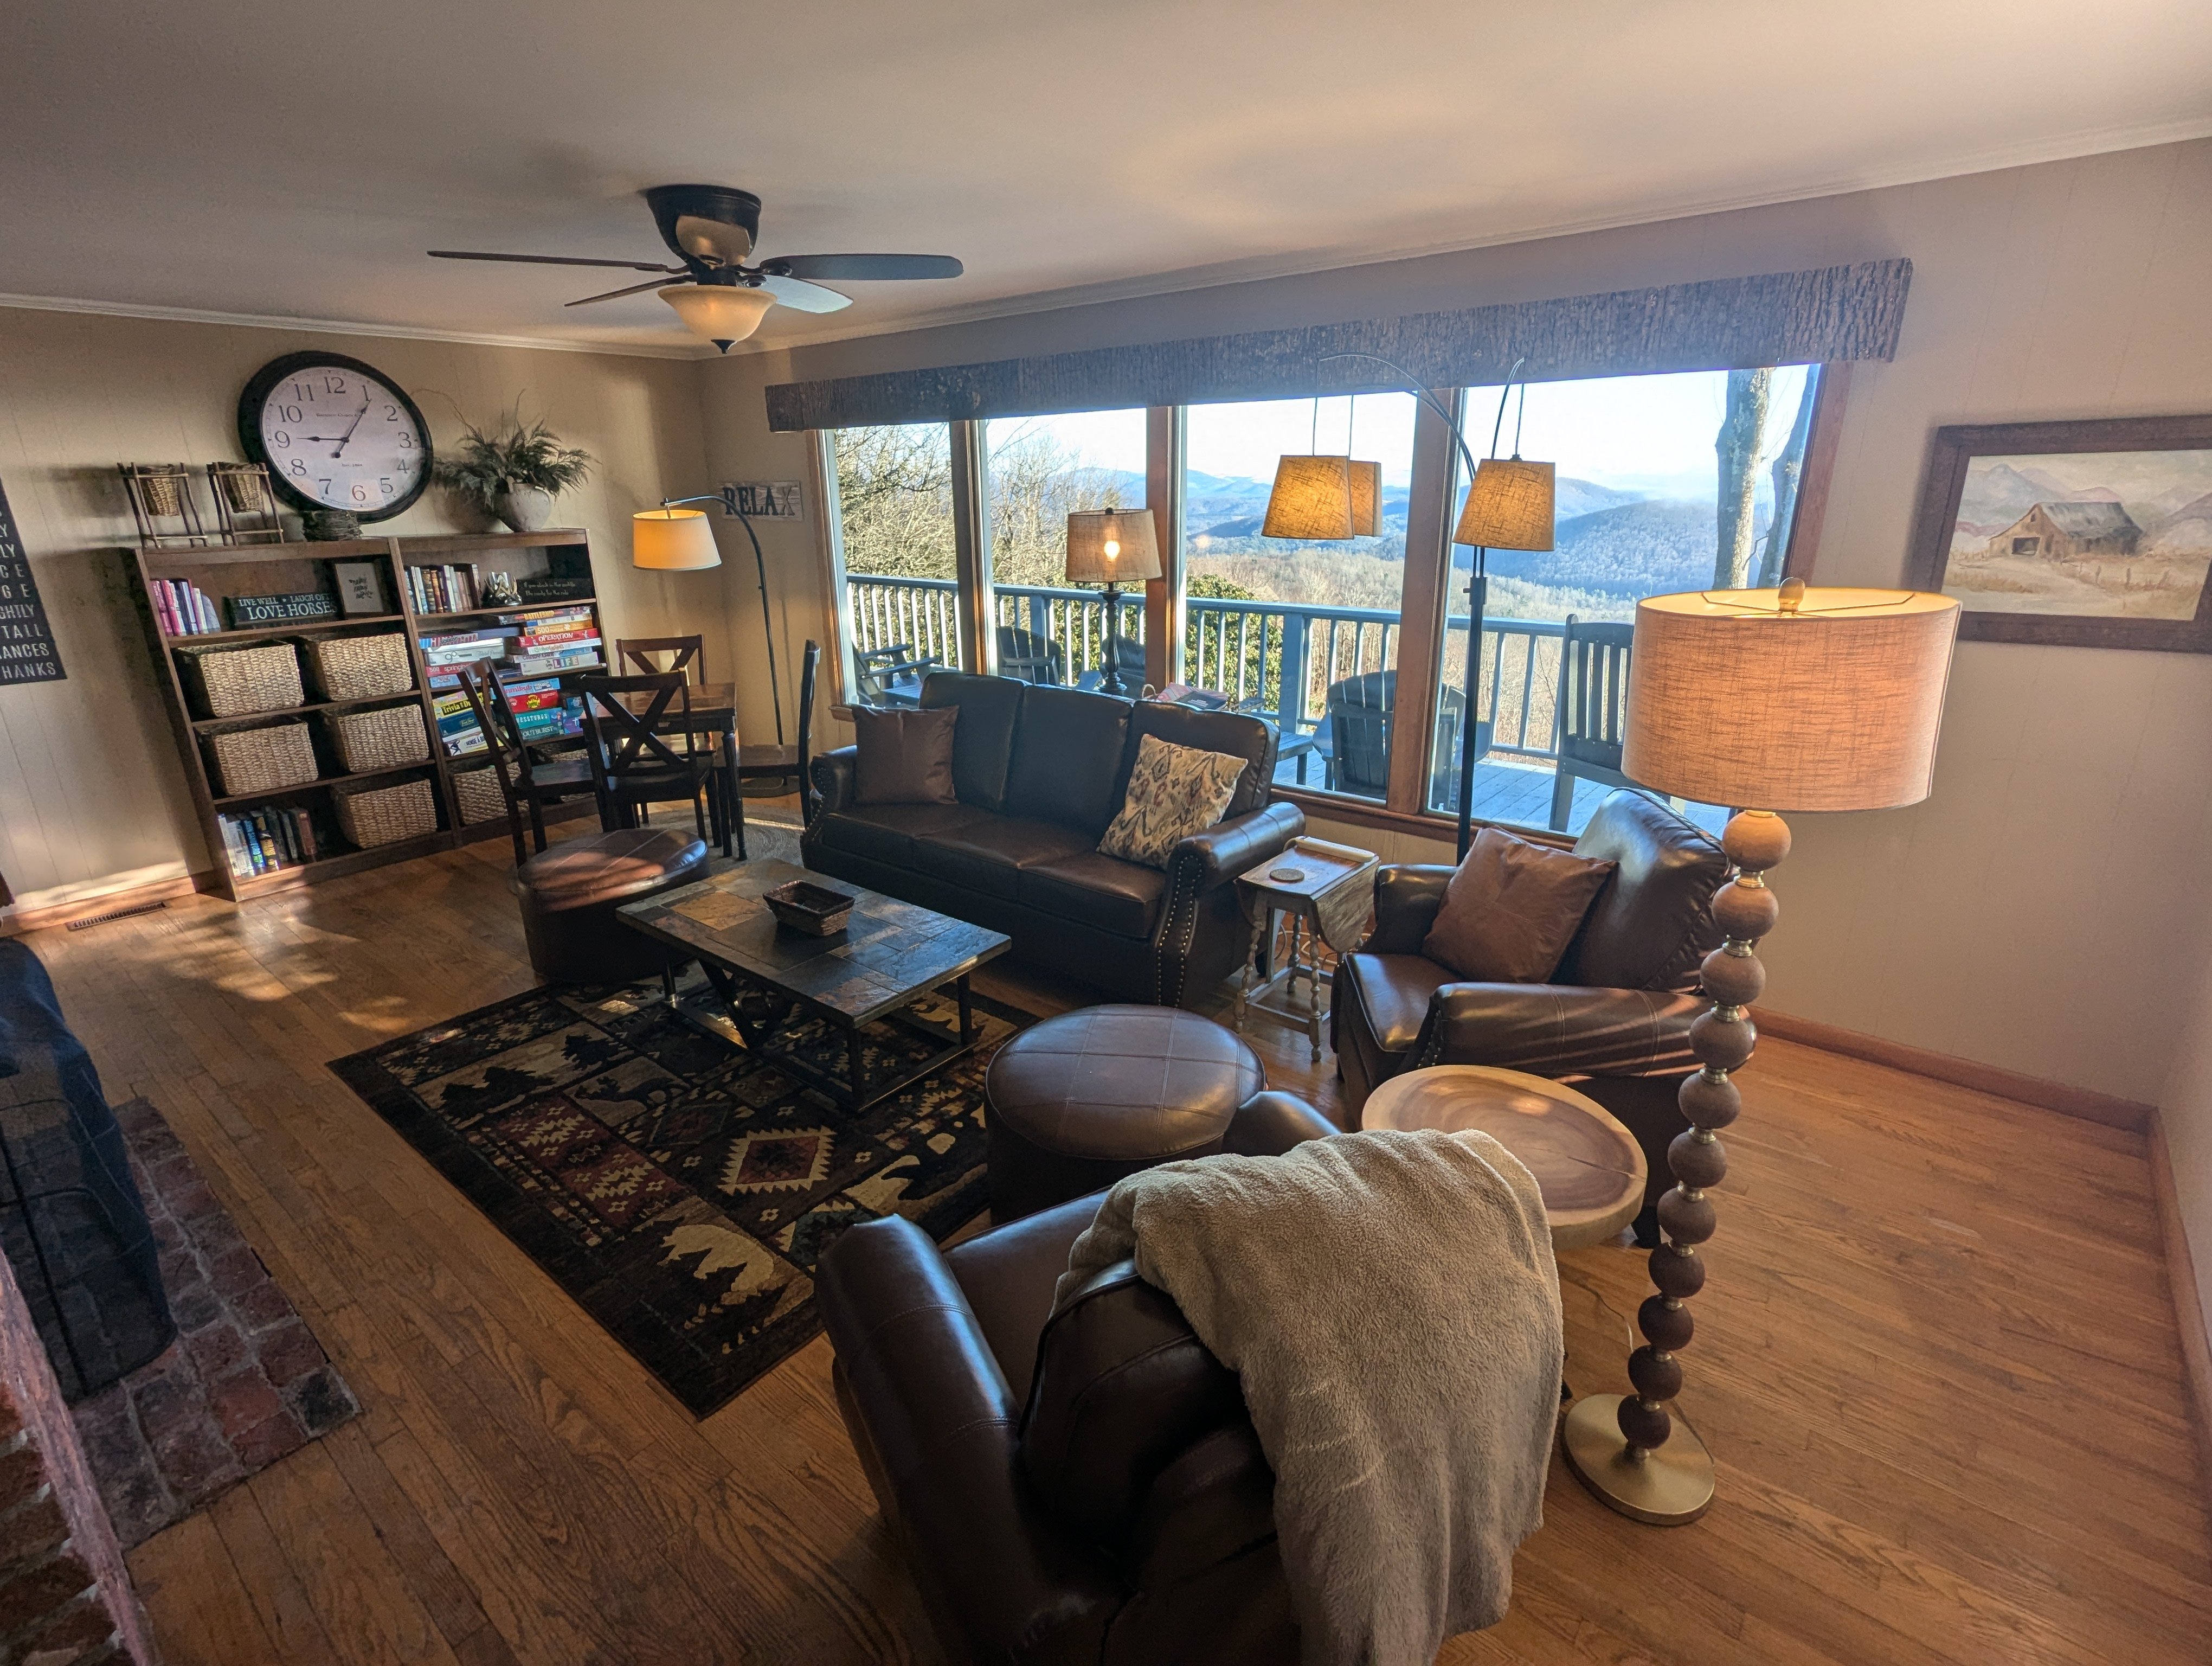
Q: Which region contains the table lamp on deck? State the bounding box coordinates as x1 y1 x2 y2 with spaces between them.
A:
1560 580 1959 1526
1065 509 1162 696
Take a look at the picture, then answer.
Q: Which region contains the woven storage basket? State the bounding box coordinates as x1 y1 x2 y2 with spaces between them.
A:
302 633 413 702
178 642 303 719
205 721 317 797
322 703 430 773
451 766 510 825
332 777 438 849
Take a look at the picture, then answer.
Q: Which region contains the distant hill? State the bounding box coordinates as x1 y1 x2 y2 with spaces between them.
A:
1457 498 1741 599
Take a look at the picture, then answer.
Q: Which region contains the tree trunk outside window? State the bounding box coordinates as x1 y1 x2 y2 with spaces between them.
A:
1713 368 1773 588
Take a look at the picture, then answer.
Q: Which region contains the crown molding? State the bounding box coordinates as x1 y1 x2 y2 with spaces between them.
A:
0 292 713 361
725 117 2212 360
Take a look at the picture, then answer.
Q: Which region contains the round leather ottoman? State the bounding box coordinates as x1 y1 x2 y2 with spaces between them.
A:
515 828 710 984
985 1004 1266 1222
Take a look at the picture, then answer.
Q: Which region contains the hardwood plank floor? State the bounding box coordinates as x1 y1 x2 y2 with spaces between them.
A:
28 813 2211 1666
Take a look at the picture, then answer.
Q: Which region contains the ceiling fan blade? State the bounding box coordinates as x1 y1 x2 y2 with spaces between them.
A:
428 249 685 273
564 275 685 307
758 253 963 281
756 273 853 315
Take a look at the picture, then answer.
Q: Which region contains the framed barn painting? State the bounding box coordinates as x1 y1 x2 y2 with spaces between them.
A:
1906 414 2212 652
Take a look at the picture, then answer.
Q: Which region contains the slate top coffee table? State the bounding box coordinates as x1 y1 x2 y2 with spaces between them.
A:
618 859 1010 1112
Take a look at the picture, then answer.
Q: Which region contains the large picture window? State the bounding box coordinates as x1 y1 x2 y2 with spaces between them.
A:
1181 393 1419 800
1430 367 1821 832
832 422 960 706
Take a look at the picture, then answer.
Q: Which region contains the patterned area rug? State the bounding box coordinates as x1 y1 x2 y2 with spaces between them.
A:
74 1099 360 1547
330 972 1030 1415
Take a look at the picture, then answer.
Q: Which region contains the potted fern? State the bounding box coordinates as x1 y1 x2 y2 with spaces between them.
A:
435 410 595 533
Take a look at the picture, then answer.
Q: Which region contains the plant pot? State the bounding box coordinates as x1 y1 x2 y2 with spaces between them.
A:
493 485 555 534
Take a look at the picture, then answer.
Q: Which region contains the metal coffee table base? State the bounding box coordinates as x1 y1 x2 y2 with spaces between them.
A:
664 960 980 1114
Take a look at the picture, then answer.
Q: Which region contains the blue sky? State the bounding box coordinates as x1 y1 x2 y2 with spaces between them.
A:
985 366 1815 500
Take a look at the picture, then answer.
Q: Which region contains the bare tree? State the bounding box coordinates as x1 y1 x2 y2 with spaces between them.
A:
1756 375 1817 588
984 424 1123 589
1713 368 1773 588
833 426 956 579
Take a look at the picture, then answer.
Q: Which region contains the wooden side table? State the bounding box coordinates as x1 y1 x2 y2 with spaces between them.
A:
1358 1065 1647 1250
1231 837 1376 1062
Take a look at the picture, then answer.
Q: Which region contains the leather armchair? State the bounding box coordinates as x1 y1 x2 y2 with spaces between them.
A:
1333 792 1729 1235
818 1089 1339 1665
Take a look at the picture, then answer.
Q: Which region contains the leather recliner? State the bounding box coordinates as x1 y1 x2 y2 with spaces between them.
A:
818 1089 1340 1666
806 674 1304 1007
1331 791 1729 1228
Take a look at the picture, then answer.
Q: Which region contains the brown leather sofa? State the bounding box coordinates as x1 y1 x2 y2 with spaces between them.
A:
1332 791 1729 1232
818 1088 1340 1665
806 674 1304 1007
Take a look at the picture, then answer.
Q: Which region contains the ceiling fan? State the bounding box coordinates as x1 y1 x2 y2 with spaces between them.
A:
429 184 962 350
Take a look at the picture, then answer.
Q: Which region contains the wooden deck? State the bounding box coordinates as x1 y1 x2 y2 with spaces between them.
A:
23 815 2211 1666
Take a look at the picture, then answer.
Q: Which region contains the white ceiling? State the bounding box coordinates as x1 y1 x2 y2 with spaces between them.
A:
4 0 2207 358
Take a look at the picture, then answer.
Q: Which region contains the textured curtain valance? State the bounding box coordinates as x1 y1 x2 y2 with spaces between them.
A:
764 258 1910 432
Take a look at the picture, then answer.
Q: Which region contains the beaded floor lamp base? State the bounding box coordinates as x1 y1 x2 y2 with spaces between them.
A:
1561 806 1785 1524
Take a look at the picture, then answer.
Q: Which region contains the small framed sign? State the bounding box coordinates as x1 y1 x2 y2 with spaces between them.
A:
722 481 805 521
0 478 65 685
330 559 387 616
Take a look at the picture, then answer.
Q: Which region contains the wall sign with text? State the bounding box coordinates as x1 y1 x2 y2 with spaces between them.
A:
0 478 64 685
721 480 805 521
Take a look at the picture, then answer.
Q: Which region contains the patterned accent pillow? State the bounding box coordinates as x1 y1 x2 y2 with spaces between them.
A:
1099 734 1251 869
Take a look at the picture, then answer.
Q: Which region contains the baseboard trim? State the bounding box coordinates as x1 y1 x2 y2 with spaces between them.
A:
0 870 219 937
1751 1007 2154 1133
2150 1111 2212 1512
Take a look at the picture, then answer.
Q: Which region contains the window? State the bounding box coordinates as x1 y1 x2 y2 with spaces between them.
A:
982 409 1147 687
831 423 960 707
1427 367 1821 833
1181 393 1418 800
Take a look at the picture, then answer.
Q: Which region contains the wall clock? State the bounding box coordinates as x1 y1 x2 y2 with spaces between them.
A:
237 351 432 521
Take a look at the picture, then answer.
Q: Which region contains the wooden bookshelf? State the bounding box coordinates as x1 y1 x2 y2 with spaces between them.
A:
128 528 607 900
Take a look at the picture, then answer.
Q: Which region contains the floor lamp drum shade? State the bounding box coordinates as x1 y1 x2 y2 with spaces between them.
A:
1064 508 1163 585
1623 588 1959 811
1454 457 1556 551
1262 455 1380 539
632 507 723 571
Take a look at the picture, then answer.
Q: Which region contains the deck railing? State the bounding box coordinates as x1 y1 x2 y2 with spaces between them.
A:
844 572 1574 764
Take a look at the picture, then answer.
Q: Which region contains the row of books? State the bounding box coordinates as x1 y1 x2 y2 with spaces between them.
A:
218 804 326 877
152 580 225 636
406 563 486 614
510 606 602 675
432 676 586 758
419 621 603 687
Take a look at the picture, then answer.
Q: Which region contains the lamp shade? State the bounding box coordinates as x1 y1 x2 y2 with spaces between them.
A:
1454 457 1555 550
1622 587 1959 812
1259 454 1380 540
659 283 775 350
631 507 722 571
1065 509 1162 585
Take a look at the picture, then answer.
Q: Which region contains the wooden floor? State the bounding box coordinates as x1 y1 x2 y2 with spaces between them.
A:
25 815 2212 1666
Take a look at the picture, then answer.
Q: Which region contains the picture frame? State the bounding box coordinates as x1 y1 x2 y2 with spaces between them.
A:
329 559 387 616
1905 414 2212 653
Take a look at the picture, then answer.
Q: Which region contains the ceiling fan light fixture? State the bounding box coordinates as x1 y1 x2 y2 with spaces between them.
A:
659 283 775 351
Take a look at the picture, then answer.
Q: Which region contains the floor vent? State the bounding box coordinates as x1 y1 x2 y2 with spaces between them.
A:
66 901 169 932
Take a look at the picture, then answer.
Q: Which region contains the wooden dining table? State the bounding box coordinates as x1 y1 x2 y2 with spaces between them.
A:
608 678 747 861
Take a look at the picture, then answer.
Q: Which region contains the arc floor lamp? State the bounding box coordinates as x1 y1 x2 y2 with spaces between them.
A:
632 490 786 747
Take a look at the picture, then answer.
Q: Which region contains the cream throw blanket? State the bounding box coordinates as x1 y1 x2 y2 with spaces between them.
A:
1053 1128 1562 1665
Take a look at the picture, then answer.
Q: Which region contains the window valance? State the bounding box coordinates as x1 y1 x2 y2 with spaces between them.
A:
764 258 1910 432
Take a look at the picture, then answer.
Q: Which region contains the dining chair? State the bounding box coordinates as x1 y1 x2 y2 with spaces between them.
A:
577 672 724 855
732 640 821 823
454 662 601 866
616 635 706 682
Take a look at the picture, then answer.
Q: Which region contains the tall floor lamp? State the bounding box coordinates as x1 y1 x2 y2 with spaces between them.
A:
632 492 786 746
1560 581 1959 1524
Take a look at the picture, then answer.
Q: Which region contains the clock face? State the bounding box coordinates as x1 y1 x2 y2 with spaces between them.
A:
239 352 432 521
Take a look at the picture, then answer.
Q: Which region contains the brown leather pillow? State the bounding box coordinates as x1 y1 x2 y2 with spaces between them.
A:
852 704 959 805
1422 828 1617 983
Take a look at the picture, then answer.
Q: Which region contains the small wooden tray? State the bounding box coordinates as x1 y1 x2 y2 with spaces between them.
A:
762 878 853 937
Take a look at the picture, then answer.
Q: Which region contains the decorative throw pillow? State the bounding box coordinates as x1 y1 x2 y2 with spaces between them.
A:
852 704 959 805
1421 828 1617 984
1099 734 1249 869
